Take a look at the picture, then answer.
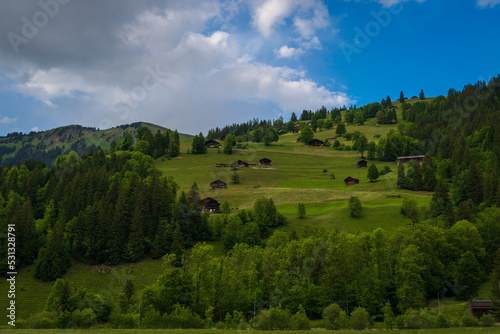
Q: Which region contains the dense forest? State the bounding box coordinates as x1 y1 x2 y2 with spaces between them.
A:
1 76 500 329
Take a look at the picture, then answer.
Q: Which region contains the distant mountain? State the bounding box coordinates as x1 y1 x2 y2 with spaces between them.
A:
0 122 192 167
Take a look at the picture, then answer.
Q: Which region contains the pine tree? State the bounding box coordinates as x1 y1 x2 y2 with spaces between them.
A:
291 112 297 122
397 164 406 188
170 130 180 157
368 164 380 182
386 95 392 106
127 205 145 262
430 181 454 226
466 161 483 205
422 155 437 191
419 89 425 100
399 91 405 103
297 203 306 219
412 162 424 191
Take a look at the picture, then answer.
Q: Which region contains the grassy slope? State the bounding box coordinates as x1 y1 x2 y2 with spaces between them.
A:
1 104 442 325
2 328 499 333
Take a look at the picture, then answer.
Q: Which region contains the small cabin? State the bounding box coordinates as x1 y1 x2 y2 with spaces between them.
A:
209 179 227 189
411 96 418 99
292 130 298 134
294 122 301 127
237 160 249 168
344 176 359 186
397 155 425 165
205 139 220 148
468 300 493 318
259 158 272 166
356 160 368 168
248 162 257 166
307 121 312 126
306 139 324 147
326 137 337 141
388 106 398 110
201 197 220 213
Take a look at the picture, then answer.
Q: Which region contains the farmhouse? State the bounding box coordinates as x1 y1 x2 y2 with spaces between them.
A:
468 300 493 318
411 96 418 99
209 179 227 189
200 197 220 213
237 160 249 168
344 176 359 186
306 139 324 147
356 160 368 168
397 155 425 165
205 139 220 148
259 158 272 166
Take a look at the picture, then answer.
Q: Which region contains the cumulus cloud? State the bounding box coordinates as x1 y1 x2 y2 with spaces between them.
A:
476 0 500 7
274 45 304 58
0 116 17 124
0 0 350 134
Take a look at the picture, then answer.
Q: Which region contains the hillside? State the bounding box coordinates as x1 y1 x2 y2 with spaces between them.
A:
0 122 193 167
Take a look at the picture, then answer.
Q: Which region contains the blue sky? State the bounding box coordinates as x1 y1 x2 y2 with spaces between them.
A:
0 0 499 136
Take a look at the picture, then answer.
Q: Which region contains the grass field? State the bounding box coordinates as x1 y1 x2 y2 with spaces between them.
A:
1 327 498 333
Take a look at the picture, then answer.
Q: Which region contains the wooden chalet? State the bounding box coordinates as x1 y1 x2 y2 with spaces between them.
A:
205 139 220 148
344 176 359 186
356 160 368 168
201 197 220 213
306 121 312 126
468 300 494 318
411 96 418 99
326 137 337 141
237 160 249 168
306 139 324 147
259 158 272 166
292 130 298 134
209 179 227 189
294 122 301 127
397 155 425 165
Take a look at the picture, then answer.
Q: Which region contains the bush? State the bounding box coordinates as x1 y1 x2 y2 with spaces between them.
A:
350 307 370 330
268 304 293 329
480 313 496 327
333 140 340 147
348 196 362 217
323 303 345 329
71 308 97 328
461 311 479 327
434 313 451 328
25 311 58 329
110 312 138 329
294 306 310 330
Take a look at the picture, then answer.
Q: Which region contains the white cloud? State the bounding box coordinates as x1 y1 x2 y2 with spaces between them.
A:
274 45 304 58
0 1 351 134
477 0 500 8
31 126 39 132
376 0 426 7
0 116 16 124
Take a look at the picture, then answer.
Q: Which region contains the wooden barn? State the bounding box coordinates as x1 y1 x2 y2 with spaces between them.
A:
356 160 368 168
292 130 298 134
397 155 425 165
259 158 272 166
237 160 249 168
201 197 220 213
326 137 337 141
411 96 418 99
307 139 324 147
209 179 227 189
205 139 220 148
468 300 493 318
294 122 301 127
344 176 359 186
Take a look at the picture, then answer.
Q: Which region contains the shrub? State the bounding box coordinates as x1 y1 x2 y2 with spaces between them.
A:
333 140 340 147
110 312 138 329
461 311 479 327
348 196 362 217
25 311 58 329
480 313 496 327
71 308 97 328
268 304 293 329
294 306 310 330
350 307 370 330
434 313 451 328
322 303 346 329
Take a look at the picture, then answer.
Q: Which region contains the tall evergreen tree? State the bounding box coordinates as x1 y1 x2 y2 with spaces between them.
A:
170 130 180 157
422 155 437 191
399 91 405 103
290 112 297 122
466 162 483 205
34 221 70 281
127 204 145 262
430 181 454 226
419 89 425 100
335 123 347 136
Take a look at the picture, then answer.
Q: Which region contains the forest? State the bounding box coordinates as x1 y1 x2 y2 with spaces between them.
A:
1 75 500 329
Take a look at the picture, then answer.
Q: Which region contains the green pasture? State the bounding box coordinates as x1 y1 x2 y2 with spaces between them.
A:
1 327 498 333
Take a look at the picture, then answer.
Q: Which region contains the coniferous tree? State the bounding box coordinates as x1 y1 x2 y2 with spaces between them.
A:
290 112 297 122
397 164 406 188
170 130 180 157
368 164 380 182
422 155 437 191
412 162 424 191
399 91 405 103
386 95 392 106
466 162 483 205
297 203 306 219
15 198 38 267
419 89 425 100
127 205 145 262
34 221 70 281
430 181 454 226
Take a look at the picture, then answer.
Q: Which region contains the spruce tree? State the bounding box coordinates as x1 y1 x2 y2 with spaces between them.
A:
419 89 425 100
368 164 380 182
422 155 437 191
466 161 483 205
34 221 71 281
127 205 145 262
291 112 297 122
399 91 405 103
